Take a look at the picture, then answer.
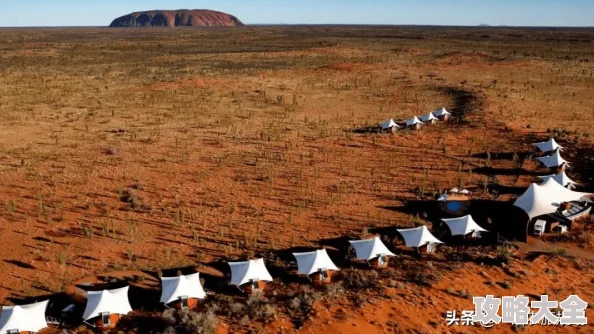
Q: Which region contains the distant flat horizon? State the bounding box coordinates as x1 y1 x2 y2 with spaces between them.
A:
0 24 593 29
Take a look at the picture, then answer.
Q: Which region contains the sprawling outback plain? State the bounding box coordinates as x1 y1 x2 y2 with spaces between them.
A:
0 26 593 333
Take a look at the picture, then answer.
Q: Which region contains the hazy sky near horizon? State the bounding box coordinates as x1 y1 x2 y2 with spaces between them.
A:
1 0 592 27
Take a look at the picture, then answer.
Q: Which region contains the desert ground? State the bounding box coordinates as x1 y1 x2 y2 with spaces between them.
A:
0 26 593 333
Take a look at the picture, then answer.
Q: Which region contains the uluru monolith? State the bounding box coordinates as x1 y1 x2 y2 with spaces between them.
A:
109 10 244 27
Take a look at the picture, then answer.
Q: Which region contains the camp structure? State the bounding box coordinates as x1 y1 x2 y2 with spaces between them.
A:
292 249 339 286
0 300 49 334
396 226 443 254
449 187 460 194
437 194 448 201
160 273 206 310
228 258 273 294
349 236 396 269
433 107 452 121
419 112 438 125
537 171 579 190
82 286 132 330
533 138 562 154
441 215 488 240
513 178 592 233
535 151 570 171
404 116 423 130
378 119 400 133
459 189 470 195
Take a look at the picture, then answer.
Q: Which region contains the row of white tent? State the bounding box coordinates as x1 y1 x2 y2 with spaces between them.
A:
379 107 452 130
0 218 487 333
532 138 570 169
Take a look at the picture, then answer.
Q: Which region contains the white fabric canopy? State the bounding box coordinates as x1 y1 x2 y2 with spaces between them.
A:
433 107 451 117
441 215 488 236
397 226 443 248
437 194 448 201
419 112 438 123
228 259 273 286
537 171 578 189
0 300 48 334
292 249 339 276
160 273 206 305
404 116 423 127
533 138 562 153
449 188 459 193
535 151 569 168
459 189 470 195
83 287 132 321
379 119 399 130
349 236 395 261
513 178 591 219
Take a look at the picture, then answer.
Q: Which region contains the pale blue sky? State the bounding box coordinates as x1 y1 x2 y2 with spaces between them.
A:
1 0 592 27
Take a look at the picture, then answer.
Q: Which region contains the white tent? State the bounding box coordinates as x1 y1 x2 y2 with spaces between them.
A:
419 112 438 123
397 226 443 248
404 116 423 127
535 151 569 168
292 249 339 276
0 301 48 334
228 259 273 286
160 273 206 305
437 194 448 201
83 287 133 321
349 236 395 261
433 107 451 118
513 178 591 220
379 119 399 130
459 189 470 195
537 171 579 189
533 138 562 153
449 188 459 194
441 215 488 237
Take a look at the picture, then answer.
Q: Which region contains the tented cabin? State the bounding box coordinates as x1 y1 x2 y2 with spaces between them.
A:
378 119 400 133
419 112 438 125
293 249 339 286
228 259 273 294
0 301 49 334
82 287 132 330
433 107 452 122
404 116 423 130
537 171 578 190
396 226 443 254
535 152 570 172
533 138 562 154
160 273 206 310
441 215 488 240
349 236 395 269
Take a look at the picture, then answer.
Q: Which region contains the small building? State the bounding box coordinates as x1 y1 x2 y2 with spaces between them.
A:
160 273 206 310
404 116 423 130
378 119 400 133
441 215 488 240
228 258 273 294
419 112 438 125
533 138 563 154
82 287 132 330
0 301 49 334
433 108 452 122
292 249 339 286
349 236 395 269
396 226 443 254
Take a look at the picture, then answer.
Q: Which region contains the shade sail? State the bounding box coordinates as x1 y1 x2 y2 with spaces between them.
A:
228 258 273 286
379 119 399 129
535 151 569 168
441 215 488 236
404 116 423 126
396 226 443 248
533 138 562 153
292 249 339 276
433 107 451 118
0 300 48 334
349 236 395 261
160 273 206 304
83 286 132 321
513 179 591 219
537 171 578 189
420 112 438 123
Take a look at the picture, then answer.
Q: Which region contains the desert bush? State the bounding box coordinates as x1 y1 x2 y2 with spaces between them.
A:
161 308 217 334
344 269 379 289
495 245 513 265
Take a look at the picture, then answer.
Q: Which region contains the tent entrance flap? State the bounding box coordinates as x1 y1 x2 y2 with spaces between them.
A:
178 296 189 308
100 312 111 326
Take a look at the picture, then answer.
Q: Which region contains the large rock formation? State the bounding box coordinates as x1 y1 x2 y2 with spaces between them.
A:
109 10 244 27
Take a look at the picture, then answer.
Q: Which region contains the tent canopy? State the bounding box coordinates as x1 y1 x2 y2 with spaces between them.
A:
404 116 423 126
513 178 591 219
537 171 578 188
160 273 206 305
0 300 48 334
433 107 451 117
419 112 438 123
397 226 443 248
292 249 339 276
379 119 399 130
535 151 569 168
349 236 395 261
228 258 273 286
83 286 132 321
533 138 562 153
441 215 488 236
